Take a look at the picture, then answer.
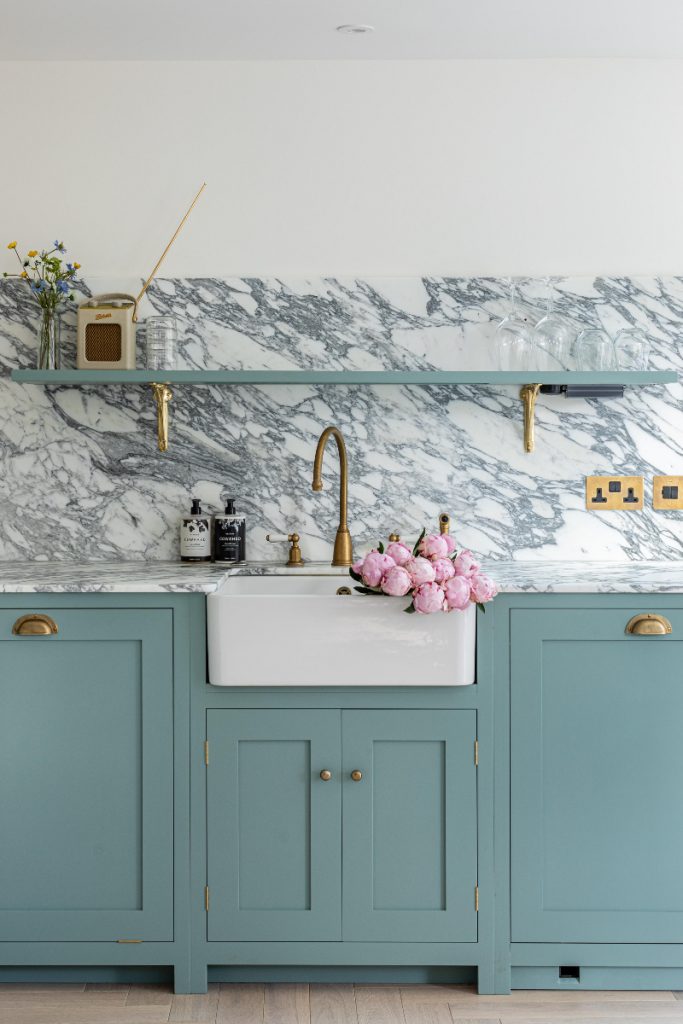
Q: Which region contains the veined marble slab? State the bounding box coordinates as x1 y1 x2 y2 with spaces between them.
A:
1 559 683 594
2 274 683 564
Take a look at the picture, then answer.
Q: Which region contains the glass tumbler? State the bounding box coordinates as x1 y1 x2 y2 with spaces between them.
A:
575 329 616 371
614 328 650 371
145 316 178 371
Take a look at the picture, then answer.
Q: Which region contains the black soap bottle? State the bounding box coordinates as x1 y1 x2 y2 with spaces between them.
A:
213 498 246 564
180 498 212 563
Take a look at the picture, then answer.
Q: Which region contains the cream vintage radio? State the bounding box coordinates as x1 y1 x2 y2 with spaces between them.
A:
76 182 206 370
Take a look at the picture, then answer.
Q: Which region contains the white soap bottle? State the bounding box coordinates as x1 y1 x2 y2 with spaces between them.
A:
180 498 212 563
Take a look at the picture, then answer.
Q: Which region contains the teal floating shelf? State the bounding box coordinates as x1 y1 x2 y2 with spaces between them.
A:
10 368 678 386
9 367 677 454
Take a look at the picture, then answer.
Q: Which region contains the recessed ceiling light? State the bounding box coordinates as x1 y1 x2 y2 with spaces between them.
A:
336 23 375 34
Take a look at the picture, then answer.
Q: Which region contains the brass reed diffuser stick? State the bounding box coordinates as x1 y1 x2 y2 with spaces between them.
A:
133 182 207 321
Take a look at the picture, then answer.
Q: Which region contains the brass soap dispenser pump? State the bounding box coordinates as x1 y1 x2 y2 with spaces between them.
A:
312 426 353 567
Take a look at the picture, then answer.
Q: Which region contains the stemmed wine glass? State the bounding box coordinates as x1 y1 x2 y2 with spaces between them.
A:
531 277 576 370
496 280 533 370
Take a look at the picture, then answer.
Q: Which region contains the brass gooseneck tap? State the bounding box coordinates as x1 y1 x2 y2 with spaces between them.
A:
312 426 353 567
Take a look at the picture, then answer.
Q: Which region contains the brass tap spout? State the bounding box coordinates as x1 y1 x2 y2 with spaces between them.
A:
312 426 353 567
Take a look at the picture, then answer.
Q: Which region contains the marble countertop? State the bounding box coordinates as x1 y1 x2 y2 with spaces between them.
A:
0 559 683 594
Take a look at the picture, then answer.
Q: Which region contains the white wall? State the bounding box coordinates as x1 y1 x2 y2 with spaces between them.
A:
2 59 683 278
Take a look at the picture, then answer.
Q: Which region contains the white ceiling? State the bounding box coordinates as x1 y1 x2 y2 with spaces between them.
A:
4 0 683 60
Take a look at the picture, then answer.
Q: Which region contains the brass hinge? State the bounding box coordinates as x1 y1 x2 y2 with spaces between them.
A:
116 939 143 944
474 739 479 767
204 740 209 766
475 885 479 912
204 885 210 912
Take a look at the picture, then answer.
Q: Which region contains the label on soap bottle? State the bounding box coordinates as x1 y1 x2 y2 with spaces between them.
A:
180 516 212 561
214 515 246 563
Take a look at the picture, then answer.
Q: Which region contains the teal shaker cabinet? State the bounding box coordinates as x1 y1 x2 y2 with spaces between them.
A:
204 708 478 946
510 604 683 945
0 605 174 943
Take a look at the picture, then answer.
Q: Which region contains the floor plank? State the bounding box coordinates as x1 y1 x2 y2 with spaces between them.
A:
168 985 218 1023
401 998 454 1024
0 989 129 1006
310 985 357 1024
216 983 265 1024
444 989 677 1005
449 1002 683 1020
127 986 174 1007
263 984 310 1024
355 986 405 1024
0 1006 171 1024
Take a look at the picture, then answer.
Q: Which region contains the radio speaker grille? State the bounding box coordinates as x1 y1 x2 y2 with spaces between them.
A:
85 323 122 362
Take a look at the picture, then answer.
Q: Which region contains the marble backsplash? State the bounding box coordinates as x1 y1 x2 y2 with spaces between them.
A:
2 275 683 563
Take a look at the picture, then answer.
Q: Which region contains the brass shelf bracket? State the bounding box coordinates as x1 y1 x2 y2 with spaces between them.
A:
150 382 173 452
520 383 541 453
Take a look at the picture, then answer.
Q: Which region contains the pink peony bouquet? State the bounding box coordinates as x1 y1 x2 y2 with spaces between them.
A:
350 529 497 615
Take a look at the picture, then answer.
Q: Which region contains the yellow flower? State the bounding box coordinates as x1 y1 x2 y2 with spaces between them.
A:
73 261 81 270
27 250 38 258
20 271 28 278
7 241 17 249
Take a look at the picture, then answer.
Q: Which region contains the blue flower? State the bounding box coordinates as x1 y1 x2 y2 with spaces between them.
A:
66 263 73 271
56 280 69 293
53 240 66 252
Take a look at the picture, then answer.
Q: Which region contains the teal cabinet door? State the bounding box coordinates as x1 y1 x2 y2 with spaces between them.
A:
206 709 341 941
511 606 683 943
0 607 173 942
341 710 478 942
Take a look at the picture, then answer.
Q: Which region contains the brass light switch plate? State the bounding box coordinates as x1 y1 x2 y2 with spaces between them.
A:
653 475 683 510
585 475 644 511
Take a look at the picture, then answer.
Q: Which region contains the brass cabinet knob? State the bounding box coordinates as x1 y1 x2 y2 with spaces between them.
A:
12 614 58 636
319 770 332 781
351 770 363 782
625 613 672 636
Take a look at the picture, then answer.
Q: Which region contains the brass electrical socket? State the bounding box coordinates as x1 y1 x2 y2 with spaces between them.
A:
653 475 683 510
585 475 644 511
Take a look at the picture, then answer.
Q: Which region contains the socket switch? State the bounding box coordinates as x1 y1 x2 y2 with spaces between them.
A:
585 475 644 511
653 475 683 510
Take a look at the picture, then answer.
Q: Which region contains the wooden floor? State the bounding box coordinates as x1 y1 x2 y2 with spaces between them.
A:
1 985 683 1024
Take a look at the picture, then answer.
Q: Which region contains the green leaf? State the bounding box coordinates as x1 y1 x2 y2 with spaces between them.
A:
477 602 486 614
412 528 426 557
377 541 384 554
404 603 416 614
349 567 363 583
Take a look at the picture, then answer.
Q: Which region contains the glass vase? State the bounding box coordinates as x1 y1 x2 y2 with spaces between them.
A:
36 304 61 370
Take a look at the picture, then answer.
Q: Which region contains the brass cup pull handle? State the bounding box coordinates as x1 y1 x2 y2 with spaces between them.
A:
350 770 363 782
625 613 672 636
319 770 332 781
12 614 59 636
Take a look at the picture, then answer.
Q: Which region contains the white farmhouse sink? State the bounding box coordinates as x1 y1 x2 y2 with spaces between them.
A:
207 575 475 686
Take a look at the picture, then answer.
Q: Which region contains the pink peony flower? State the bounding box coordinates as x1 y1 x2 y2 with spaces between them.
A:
385 540 412 566
454 549 479 578
405 556 436 586
419 533 449 560
443 575 471 611
381 564 413 597
432 557 456 583
469 572 498 604
360 550 396 588
413 581 446 614
442 533 457 555
351 558 365 576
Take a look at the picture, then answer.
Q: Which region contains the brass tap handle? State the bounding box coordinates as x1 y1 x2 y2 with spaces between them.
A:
439 513 451 535
265 531 305 567
625 613 672 635
12 614 58 636
319 770 332 781
350 770 363 782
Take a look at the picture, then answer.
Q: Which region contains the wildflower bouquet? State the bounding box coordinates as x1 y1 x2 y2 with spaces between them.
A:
4 240 81 368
